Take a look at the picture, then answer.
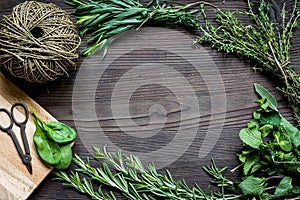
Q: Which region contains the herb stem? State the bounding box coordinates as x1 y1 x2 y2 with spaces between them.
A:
264 186 277 191
230 163 243 173
217 194 244 200
265 175 284 182
267 41 289 94
286 195 300 200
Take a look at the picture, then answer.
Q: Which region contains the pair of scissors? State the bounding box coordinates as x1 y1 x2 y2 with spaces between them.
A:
0 102 32 174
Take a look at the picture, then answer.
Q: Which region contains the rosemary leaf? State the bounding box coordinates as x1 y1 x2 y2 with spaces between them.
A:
66 0 200 56
54 147 231 199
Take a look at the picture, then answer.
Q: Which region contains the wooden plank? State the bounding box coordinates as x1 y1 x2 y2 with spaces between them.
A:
0 73 54 200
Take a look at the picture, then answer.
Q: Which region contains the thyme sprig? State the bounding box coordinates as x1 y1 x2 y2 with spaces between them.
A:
67 0 300 126
197 0 300 125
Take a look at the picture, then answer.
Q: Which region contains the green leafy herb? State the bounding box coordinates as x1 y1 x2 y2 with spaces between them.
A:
198 0 300 125
44 122 77 144
239 128 262 149
55 147 237 199
67 0 300 126
54 85 300 199
33 114 76 144
239 176 266 196
274 176 293 197
254 83 278 111
32 122 61 165
54 144 73 170
66 0 211 56
31 108 76 169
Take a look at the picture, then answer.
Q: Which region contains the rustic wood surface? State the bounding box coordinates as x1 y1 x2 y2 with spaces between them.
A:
1 0 299 199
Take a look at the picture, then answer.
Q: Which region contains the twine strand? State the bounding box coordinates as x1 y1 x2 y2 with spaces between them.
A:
0 1 80 83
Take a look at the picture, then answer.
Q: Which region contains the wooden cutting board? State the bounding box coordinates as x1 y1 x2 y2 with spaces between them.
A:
0 72 56 200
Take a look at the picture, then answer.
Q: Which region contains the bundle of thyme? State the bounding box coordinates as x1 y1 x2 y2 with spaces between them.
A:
67 0 300 126
197 0 300 125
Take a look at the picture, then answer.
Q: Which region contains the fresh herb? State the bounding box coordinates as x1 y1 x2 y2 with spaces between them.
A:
31 109 77 169
65 0 211 56
67 0 300 126
33 123 62 165
54 84 300 199
32 113 77 144
232 83 300 199
197 0 300 125
54 147 221 199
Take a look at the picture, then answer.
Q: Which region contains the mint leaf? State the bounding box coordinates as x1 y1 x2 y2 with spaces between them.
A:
239 176 266 195
240 128 262 149
279 118 300 147
260 111 281 127
274 177 293 197
279 140 292 152
243 154 260 175
259 124 273 137
254 83 278 111
292 186 300 194
238 150 254 163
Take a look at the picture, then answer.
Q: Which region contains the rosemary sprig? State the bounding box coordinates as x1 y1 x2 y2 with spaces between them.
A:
197 0 300 125
53 86 300 199
54 146 237 199
66 0 202 56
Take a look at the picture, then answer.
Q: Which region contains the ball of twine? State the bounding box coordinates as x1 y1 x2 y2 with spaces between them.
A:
0 1 81 83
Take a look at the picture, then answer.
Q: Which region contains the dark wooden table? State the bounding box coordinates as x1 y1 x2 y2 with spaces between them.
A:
1 0 299 199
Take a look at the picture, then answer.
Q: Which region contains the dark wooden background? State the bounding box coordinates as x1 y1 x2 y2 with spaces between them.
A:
1 0 299 199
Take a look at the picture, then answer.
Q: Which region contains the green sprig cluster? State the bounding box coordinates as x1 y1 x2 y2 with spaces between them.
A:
54 146 214 200
198 0 300 125
54 84 300 199
67 0 300 126
66 0 200 56
235 83 300 199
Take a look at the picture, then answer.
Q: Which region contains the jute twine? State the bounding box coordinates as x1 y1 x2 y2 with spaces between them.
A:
0 1 81 83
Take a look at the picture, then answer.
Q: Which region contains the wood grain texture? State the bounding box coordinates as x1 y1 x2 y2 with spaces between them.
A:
0 0 299 199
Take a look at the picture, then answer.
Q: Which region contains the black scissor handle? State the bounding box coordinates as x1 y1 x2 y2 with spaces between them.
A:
0 108 13 131
11 102 29 126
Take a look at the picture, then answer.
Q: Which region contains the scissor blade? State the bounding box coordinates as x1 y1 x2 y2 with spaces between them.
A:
25 163 33 174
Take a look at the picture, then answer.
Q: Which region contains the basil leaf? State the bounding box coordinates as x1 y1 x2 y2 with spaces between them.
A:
254 83 278 111
33 122 61 165
239 176 266 196
42 121 77 144
54 144 72 169
239 128 262 149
